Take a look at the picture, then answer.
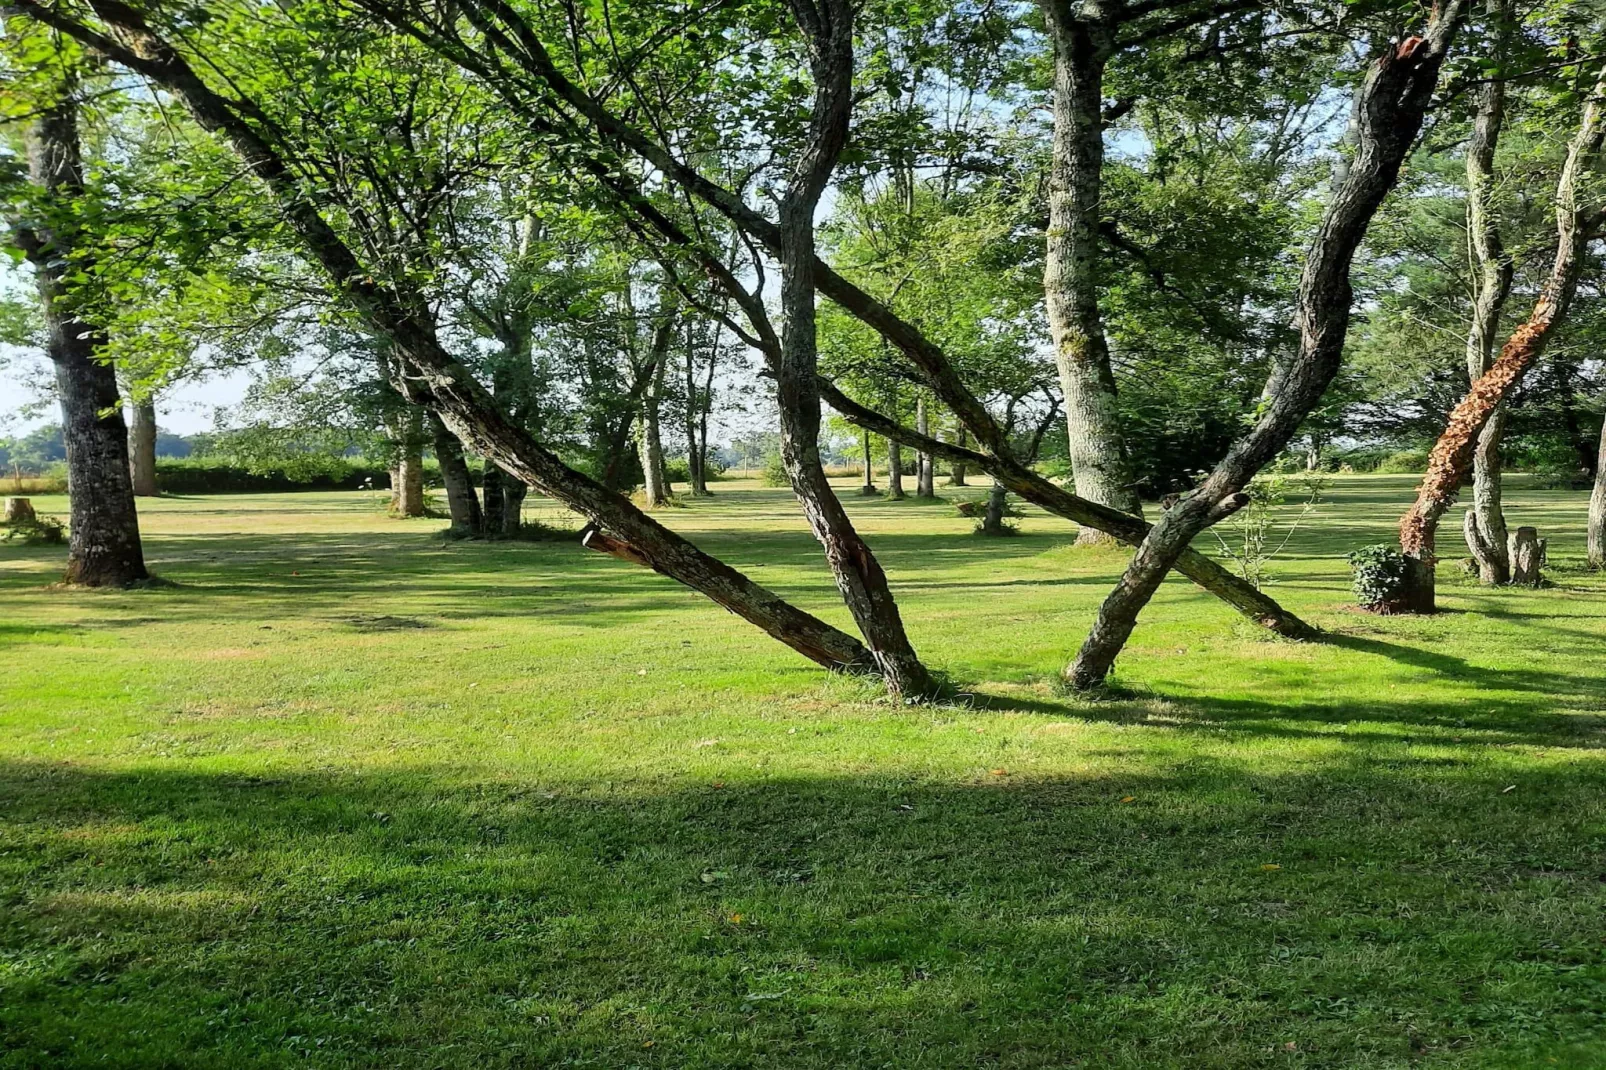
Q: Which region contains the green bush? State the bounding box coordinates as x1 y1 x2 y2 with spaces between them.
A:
155 457 421 494
1 514 66 545
1375 449 1429 474
760 453 790 488
1348 544 1409 608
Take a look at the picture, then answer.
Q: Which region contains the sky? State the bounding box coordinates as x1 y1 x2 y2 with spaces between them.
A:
1 344 253 437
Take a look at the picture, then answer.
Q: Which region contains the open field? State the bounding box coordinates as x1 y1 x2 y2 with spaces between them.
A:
2 475 1603 1067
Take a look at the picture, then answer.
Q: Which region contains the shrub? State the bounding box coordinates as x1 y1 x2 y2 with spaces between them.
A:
1348 544 1409 609
1 514 66 545
154 457 411 494
760 453 790 487
1375 449 1429 474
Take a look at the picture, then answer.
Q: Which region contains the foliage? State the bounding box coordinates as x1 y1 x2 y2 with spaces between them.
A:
1375 449 1430 474
1210 473 1324 590
1348 543 1412 609
760 453 790 488
153 457 404 494
0 513 65 545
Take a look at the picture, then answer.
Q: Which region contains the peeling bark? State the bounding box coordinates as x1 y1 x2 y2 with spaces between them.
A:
1400 62 1606 610
1064 12 1467 688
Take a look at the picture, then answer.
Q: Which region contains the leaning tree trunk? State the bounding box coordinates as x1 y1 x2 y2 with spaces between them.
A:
1062 13 1468 689
430 413 483 534
1038 7 1142 537
767 0 934 697
1460 26 1515 584
19 81 146 586
1589 415 1606 568
127 395 158 497
1399 61 1606 611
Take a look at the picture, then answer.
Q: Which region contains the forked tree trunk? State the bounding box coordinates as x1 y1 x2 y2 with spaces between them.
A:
1399 62 1606 610
20 82 146 587
1038 5 1142 535
860 428 877 495
1589 416 1606 568
128 396 158 496
768 0 933 697
1460 19 1515 584
1063 13 1467 688
949 427 968 486
430 413 483 534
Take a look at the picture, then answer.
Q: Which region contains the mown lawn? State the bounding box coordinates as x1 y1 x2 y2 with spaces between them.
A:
1 475 1602 1068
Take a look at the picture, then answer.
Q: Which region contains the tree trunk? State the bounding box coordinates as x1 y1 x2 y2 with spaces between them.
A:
639 355 670 507
768 0 933 698
886 437 905 500
128 396 158 497
859 428 877 495
19 80 146 587
1062 14 1467 689
40 0 876 677
1508 526 1544 587
1589 415 1606 568
683 332 711 496
1460 40 1515 585
5 498 37 524
915 397 935 498
1038 7 1142 536
981 478 1009 535
501 477 527 533
430 413 483 534
949 427 968 486
1401 61 1606 609
389 407 426 518
481 462 506 533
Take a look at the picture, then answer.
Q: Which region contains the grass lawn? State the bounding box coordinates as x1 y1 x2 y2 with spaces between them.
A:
1 475 1603 1068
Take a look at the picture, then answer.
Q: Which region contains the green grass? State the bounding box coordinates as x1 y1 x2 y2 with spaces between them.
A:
1 476 1602 1068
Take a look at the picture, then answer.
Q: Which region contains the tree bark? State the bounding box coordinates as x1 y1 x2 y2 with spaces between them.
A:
683 324 712 496
639 339 670 507
1589 415 1606 568
981 478 1009 535
18 76 146 586
1508 526 1544 587
769 0 933 697
1400 61 1606 610
1038 3 1142 534
430 412 483 534
42 0 873 673
5 498 37 524
886 437 905 499
949 427 968 486
481 461 506 533
1460 22 1515 584
388 406 426 517
859 427 877 495
128 395 158 497
915 397 935 497
1062 14 1467 688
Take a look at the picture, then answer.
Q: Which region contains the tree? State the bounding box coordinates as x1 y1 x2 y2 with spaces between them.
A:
6 54 147 585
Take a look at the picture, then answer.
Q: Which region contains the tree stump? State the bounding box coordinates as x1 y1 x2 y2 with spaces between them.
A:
1508 526 1546 587
3 498 36 525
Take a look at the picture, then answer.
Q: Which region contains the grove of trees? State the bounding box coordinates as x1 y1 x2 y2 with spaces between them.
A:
6 0 1606 693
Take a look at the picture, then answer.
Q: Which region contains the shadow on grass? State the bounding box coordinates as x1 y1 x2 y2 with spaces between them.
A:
1 759 1602 1067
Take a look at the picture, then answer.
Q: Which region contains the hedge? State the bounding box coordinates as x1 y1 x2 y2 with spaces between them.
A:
155 457 425 494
